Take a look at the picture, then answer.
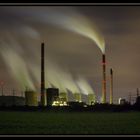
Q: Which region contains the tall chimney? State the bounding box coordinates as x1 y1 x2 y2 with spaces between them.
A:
129 92 131 105
137 88 139 97
41 43 46 106
102 54 106 103
110 68 113 104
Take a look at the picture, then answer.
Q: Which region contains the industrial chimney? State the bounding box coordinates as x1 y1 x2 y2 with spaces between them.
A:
137 88 139 97
41 43 46 106
110 68 113 104
102 54 106 103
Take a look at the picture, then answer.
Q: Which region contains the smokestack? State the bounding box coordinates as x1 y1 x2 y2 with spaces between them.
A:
110 68 113 104
41 43 46 106
137 88 139 97
129 92 131 105
102 54 106 103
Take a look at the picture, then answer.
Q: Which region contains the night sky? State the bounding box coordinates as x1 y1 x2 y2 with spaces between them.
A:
0 6 140 103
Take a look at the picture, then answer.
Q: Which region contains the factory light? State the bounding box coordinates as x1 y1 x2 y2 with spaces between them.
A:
84 105 88 107
52 100 68 106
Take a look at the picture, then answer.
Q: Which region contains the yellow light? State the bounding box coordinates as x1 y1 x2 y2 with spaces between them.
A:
84 105 88 108
52 100 68 106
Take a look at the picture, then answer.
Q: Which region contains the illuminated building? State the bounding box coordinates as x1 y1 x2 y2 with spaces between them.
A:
46 88 59 106
118 98 127 105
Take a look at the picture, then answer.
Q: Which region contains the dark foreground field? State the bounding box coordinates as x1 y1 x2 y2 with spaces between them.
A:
0 111 140 135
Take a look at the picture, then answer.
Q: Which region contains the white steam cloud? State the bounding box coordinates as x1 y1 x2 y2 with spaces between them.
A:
0 42 35 90
76 77 95 95
37 8 105 53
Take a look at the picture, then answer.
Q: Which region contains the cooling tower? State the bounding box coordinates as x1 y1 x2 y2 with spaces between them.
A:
74 93 81 102
59 92 68 102
25 90 38 106
110 68 113 104
102 54 106 103
40 43 46 106
88 94 95 105
81 94 88 104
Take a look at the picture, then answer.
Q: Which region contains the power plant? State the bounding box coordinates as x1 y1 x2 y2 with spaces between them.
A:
1 42 139 110
0 42 121 107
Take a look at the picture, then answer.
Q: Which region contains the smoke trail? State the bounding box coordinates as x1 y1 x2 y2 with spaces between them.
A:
0 43 35 90
45 61 82 94
0 8 104 98
63 12 105 53
32 8 105 53
75 77 95 95
0 25 41 90
29 59 79 93
19 25 41 40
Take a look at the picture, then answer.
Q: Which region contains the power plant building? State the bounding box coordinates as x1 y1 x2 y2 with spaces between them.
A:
118 98 127 105
46 88 59 106
0 96 25 106
25 90 38 106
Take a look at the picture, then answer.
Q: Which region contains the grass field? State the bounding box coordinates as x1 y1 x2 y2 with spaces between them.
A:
0 111 140 135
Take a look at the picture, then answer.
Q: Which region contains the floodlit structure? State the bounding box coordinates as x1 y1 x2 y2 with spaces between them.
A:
46 88 59 106
118 98 126 105
52 98 68 106
25 90 38 106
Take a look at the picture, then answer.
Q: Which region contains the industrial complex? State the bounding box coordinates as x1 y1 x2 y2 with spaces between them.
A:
0 42 140 110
